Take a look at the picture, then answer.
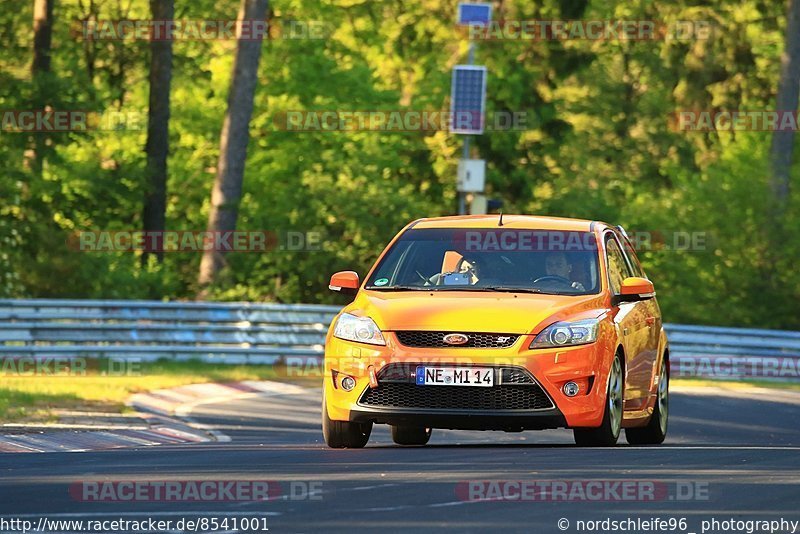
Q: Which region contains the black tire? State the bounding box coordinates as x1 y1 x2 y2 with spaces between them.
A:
322 393 372 448
626 357 669 445
573 352 624 447
391 425 432 446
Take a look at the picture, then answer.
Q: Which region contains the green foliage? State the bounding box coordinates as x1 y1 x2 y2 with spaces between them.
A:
0 0 798 327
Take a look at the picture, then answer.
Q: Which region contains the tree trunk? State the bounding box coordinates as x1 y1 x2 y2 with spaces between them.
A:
32 0 53 74
29 0 54 177
198 0 268 289
142 0 175 264
769 0 800 215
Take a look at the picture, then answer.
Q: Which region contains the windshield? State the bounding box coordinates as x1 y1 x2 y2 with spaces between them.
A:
366 228 601 295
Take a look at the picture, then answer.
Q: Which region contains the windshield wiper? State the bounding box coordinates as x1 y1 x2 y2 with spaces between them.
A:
368 285 567 295
367 285 432 291
433 285 558 295
481 286 555 294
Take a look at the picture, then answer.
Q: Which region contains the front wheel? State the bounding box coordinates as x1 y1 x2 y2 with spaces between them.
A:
391 425 432 446
322 394 372 448
626 357 669 445
574 352 623 447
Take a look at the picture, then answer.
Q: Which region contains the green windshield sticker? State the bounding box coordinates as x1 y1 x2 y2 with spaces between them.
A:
374 278 389 286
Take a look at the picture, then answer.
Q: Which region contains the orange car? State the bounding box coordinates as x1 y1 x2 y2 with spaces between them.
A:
322 215 669 448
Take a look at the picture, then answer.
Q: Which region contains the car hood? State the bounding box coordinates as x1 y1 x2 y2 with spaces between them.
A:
346 290 608 335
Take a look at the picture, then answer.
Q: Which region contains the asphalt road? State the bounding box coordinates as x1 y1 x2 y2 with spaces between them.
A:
2 384 800 534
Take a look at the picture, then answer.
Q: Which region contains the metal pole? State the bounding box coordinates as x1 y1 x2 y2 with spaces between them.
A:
458 42 477 215
458 136 471 215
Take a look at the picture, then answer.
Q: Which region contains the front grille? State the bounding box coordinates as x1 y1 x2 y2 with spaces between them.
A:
500 368 535 384
358 363 554 411
360 383 553 411
395 331 519 348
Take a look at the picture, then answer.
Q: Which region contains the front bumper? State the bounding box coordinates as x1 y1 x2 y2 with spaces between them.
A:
349 406 567 431
324 329 617 429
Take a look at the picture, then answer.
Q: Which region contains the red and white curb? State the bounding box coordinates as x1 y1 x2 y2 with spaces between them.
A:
129 380 307 417
0 380 305 453
128 380 307 443
0 418 210 453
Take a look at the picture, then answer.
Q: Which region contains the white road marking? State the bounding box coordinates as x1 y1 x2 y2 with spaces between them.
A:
351 483 401 491
358 505 413 512
427 500 469 508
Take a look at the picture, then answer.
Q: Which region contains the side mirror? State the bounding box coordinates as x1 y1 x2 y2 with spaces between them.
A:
614 277 655 305
329 271 360 295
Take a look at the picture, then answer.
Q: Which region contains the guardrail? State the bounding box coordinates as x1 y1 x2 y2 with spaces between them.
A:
0 299 338 365
0 299 797 379
664 324 800 380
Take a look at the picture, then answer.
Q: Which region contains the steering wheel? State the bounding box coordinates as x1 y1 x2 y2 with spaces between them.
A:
532 275 572 287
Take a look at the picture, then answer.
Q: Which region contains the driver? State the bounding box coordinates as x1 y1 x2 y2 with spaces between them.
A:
544 252 586 291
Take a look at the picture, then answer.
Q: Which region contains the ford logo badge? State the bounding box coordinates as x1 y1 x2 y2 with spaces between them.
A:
443 333 469 345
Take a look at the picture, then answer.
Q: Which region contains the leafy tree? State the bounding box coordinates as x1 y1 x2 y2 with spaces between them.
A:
770 0 800 219
198 0 269 289
0 0 797 327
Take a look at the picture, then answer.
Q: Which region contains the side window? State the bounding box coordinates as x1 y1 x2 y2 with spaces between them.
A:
606 236 633 294
621 238 645 278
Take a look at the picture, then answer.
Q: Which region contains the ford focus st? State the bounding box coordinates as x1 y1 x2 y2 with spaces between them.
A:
322 215 669 448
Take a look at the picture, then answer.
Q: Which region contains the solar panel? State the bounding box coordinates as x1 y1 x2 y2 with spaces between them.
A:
450 65 487 135
457 3 492 26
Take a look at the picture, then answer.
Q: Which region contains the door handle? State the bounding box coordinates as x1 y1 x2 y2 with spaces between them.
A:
645 317 656 326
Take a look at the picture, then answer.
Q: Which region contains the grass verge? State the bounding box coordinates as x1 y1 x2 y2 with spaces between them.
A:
0 359 319 423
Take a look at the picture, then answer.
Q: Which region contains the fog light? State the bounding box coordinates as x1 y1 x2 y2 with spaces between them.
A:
563 381 580 397
341 376 356 391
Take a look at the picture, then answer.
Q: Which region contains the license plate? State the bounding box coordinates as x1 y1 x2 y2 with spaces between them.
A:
415 366 494 387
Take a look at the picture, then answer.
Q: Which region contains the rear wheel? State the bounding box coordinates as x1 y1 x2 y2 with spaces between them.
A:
322 393 372 448
626 357 669 445
391 425 432 446
574 352 623 447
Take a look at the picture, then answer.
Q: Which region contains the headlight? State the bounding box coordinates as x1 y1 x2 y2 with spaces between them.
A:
530 318 600 349
333 313 385 345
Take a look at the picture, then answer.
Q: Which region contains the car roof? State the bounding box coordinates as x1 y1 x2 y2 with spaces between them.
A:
410 214 602 232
